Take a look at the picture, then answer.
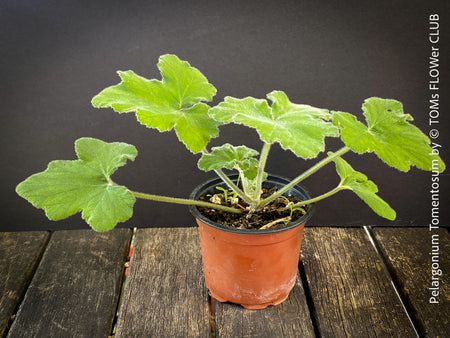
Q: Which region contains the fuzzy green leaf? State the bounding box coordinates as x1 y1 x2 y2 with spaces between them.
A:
332 155 396 220
332 97 445 172
198 144 260 179
91 54 220 153
16 138 137 232
209 91 339 158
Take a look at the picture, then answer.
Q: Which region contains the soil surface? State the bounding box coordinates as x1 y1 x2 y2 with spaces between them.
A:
197 187 308 230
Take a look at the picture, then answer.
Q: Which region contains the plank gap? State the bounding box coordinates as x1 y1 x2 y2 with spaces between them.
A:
372 227 450 336
114 228 211 337
209 295 216 338
215 271 315 337
363 226 421 337
110 228 136 337
301 227 417 336
7 229 132 337
298 262 320 338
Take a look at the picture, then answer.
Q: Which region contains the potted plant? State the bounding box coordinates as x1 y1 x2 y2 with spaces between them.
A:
16 54 445 309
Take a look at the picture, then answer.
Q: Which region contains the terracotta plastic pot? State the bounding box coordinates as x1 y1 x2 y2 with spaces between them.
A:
189 175 314 309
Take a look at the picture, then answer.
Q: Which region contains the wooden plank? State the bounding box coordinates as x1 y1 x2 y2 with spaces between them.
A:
301 227 416 337
215 273 315 337
373 227 450 336
0 231 49 337
7 229 131 337
115 227 211 337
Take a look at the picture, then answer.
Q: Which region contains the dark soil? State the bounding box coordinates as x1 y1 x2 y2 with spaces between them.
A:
197 187 308 230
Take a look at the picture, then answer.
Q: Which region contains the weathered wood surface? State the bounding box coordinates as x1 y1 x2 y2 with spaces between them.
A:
7 229 131 338
373 227 450 336
0 231 49 337
215 273 315 338
114 227 211 337
3 226 447 337
300 227 417 337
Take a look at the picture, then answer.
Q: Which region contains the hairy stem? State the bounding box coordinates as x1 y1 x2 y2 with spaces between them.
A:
284 185 345 209
253 142 271 205
201 148 253 205
131 190 243 214
214 169 254 205
257 146 350 209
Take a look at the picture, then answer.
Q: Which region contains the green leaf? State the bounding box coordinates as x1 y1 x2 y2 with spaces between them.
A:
332 97 446 172
209 91 339 158
91 54 220 153
332 155 396 220
16 138 137 232
198 143 260 179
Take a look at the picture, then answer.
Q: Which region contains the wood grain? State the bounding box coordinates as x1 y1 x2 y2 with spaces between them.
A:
215 273 315 338
301 227 416 337
373 227 450 336
7 229 131 338
0 231 49 336
114 227 211 337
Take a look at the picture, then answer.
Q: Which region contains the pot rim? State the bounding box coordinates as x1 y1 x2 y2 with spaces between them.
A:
189 174 315 235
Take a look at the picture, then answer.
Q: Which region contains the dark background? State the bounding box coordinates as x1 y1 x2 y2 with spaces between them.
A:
2 0 449 231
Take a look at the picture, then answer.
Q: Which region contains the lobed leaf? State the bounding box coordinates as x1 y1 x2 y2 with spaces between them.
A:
91 54 220 153
208 91 339 158
16 138 137 232
332 155 396 220
332 97 446 172
198 143 260 179
75 137 138 176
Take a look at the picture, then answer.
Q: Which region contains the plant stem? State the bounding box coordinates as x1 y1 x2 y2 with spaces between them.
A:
253 142 271 205
214 169 254 205
284 185 345 209
257 146 350 208
131 190 243 214
201 148 253 205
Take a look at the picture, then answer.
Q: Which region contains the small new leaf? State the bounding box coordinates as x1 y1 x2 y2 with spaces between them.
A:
16 138 137 232
198 144 260 179
91 54 220 153
332 97 446 172
209 91 339 158
332 155 396 220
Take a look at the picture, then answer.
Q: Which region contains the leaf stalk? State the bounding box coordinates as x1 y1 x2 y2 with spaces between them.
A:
213 168 254 205
283 185 345 210
257 146 350 209
131 190 243 214
253 142 271 206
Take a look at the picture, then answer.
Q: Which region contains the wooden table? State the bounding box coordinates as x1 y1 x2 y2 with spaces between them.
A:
1 227 449 337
